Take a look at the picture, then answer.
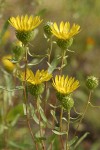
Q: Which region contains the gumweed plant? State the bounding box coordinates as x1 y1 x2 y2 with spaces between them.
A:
0 14 99 150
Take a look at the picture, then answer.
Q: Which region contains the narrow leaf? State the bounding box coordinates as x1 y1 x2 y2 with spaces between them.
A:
52 130 67 135
74 132 89 149
6 104 24 123
40 107 47 123
68 136 78 146
48 57 60 73
50 110 58 123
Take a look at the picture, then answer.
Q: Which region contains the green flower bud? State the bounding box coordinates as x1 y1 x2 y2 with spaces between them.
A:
12 43 25 61
86 76 99 90
57 38 73 50
16 30 34 45
27 83 45 97
56 92 66 102
61 96 74 110
56 92 74 110
43 22 53 38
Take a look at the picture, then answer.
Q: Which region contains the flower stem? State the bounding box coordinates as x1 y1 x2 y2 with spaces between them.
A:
58 49 67 149
23 45 39 150
48 36 53 63
59 107 64 149
66 110 70 150
74 91 92 136
59 50 66 149
60 49 66 75
37 96 46 150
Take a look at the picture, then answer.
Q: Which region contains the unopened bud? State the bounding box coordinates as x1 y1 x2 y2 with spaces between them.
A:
86 76 99 90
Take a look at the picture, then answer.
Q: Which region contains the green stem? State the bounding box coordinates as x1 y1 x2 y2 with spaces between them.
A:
60 49 66 75
66 110 70 150
60 107 63 131
48 36 53 63
74 91 92 136
59 107 64 149
47 36 54 150
23 45 39 150
59 50 66 149
37 96 46 150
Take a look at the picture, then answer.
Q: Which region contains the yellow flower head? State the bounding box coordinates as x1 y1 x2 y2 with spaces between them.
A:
52 75 79 94
9 15 43 31
51 22 80 40
19 69 52 85
1 55 16 72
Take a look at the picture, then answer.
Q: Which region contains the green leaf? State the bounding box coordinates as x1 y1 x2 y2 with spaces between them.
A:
48 57 60 73
50 110 58 123
45 88 50 102
35 130 46 143
6 104 24 124
0 124 8 134
35 137 46 143
28 56 46 66
0 19 9 44
39 107 47 123
68 136 78 147
49 103 60 108
47 134 56 150
0 85 24 92
36 8 47 16
91 140 100 150
30 105 39 124
8 141 25 149
62 117 68 122
74 132 89 149
52 130 67 135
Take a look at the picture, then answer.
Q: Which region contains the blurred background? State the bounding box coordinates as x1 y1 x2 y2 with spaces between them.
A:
0 0 100 149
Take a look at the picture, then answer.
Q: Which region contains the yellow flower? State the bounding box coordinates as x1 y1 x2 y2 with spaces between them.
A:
2 55 16 72
9 15 43 44
19 69 52 85
51 22 80 40
52 75 79 94
9 15 43 31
